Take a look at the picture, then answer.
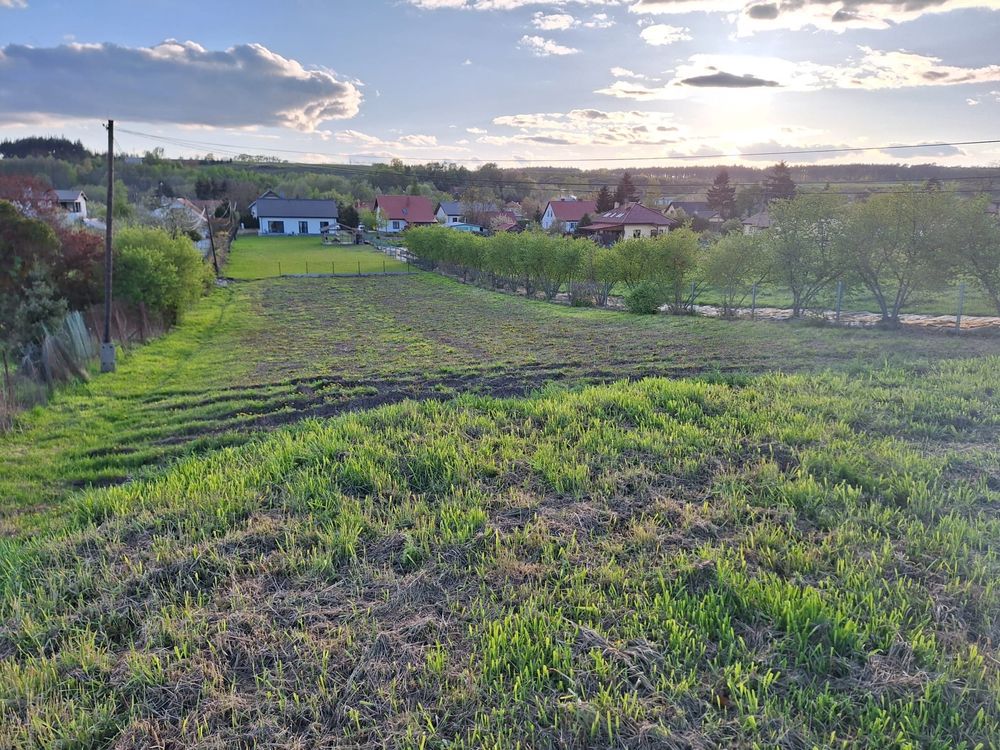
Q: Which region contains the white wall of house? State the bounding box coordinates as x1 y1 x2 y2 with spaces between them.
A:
540 205 556 230
435 206 462 224
376 209 408 233
622 223 668 238
258 217 337 236
61 197 87 221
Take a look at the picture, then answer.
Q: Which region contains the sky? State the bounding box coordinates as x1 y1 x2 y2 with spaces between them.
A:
0 0 998 167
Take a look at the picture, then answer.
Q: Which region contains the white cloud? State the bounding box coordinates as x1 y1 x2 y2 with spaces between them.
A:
0 40 362 131
467 126 488 134
610 66 651 79
0 0 27 7
639 23 692 44
967 98 980 105
583 12 617 26
628 0 1000 34
596 46 1000 100
335 130 444 151
519 35 581 56
532 11 578 28
490 108 682 147
462 58 473 65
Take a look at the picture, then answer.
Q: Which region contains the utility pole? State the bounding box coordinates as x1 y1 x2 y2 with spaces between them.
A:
100 119 116 373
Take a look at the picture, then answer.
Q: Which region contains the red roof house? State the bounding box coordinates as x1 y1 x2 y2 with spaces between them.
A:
374 195 437 233
578 203 678 245
541 198 598 232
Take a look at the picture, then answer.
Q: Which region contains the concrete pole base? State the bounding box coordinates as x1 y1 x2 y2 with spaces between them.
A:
100 342 117 373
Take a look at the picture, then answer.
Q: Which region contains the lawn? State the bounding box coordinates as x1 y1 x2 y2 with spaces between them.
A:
226 234 409 279
0 273 998 747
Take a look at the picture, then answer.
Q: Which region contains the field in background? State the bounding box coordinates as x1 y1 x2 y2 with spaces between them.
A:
0 272 998 747
226 235 408 279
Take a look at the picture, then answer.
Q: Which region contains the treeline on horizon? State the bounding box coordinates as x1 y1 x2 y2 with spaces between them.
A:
1 136 996 223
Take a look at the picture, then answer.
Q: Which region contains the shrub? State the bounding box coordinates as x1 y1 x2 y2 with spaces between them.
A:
113 227 212 324
624 281 663 315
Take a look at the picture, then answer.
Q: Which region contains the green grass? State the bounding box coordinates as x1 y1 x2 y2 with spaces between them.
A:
0 361 997 747
3 274 997 528
226 234 408 279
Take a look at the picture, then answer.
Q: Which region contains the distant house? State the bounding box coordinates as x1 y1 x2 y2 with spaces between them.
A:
578 203 677 246
250 192 339 236
51 189 88 222
374 195 437 233
662 200 723 226
504 201 525 220
482 210 518 233
541 198 598 233
742 210 771 235
436 201 465 225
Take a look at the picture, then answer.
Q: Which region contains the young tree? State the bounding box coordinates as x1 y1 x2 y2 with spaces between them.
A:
701 232 773 316
841 190 957 324
766 192 846 317
950 195 1000 316
654 228 702 313
595 185 615 213
339 205 360 229
614 172 638 206
706 170 736 219
764 161 796 203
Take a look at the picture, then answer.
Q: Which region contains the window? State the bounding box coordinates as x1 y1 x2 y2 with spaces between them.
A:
633 229 642 238
267 220 285 234
650 228 659 238
392 221 400 230
451 217 459 223
299 221 309 234
320 221 329 230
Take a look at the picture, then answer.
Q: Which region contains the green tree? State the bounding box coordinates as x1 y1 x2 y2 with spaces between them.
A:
840 190 956 324
766 193 846 316
702 232 773 316
706 170 736 219
734 184 764 218
764 161 796 203
615 172 638 205
595 185 614 213
951 195 1000 316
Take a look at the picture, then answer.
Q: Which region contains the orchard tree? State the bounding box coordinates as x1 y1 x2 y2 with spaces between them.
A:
840 190 956 324
702 232 773 316
766 192 846 316
706 170 736 219
950 195 1000 316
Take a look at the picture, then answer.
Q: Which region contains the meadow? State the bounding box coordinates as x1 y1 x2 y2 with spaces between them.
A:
0 273 998 748
225 235 408 279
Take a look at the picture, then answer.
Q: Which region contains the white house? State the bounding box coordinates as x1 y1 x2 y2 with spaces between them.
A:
540 198 597 232
435 201 464 225
250 194 339 236
52 189 88 222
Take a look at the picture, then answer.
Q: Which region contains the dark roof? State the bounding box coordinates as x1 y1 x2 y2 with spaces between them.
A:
375 195 437 223
671 201 720 219
547 199 597 222
437 200 500 216
53 189 86 202
254 198 339 219
583 203 677 230
742 210 770 228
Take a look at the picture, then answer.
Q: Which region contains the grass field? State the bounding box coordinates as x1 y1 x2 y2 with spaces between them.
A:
1 273 998 747
226 235 408 279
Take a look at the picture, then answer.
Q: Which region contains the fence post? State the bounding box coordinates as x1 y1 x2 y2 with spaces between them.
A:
358 261 362 277
383 259 386 276
835 280 844 322
306 261 309 275
751 283 758 320
955 282 966 333
278 261 282 277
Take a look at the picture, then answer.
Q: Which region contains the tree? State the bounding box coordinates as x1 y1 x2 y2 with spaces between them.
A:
0 202 64 352
951 195 1000 316
339 205 360 229
706 170 736 219
701 232 773 316
841 190 956 325
595 185 615 213
654 228 702 313
766 192 846 316
764 161 796 203
615 172 638 206
734 184 764 218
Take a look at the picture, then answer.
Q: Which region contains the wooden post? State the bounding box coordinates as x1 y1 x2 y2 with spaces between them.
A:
306 261 309 275
100 119 116 373
383 259 386 276
278 261 282 277
358 261 361 277
955 282 966 333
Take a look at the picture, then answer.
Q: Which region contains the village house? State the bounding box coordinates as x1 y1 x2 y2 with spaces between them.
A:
250 191 339 236
661 200 723 227
578 203 677 246
51 189 88 222
742 209 771 235
374 195 437 233
540 198 597 233
435 201 466 225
